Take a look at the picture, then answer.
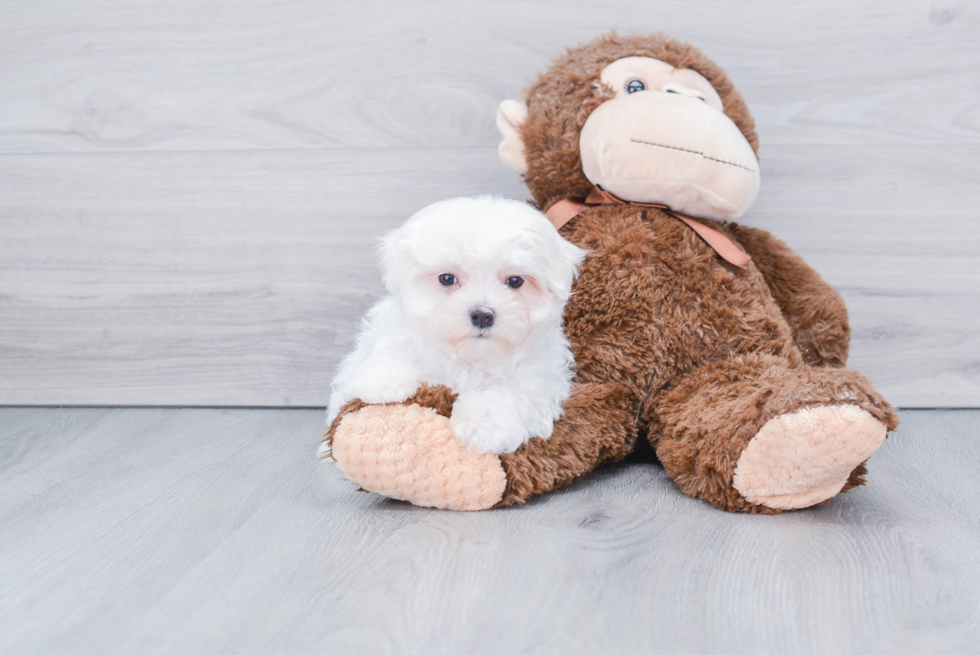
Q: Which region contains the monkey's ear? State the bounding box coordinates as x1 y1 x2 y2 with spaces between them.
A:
496 99 528 174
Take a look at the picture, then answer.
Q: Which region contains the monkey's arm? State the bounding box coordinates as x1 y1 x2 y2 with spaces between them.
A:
321 381 639 510
728 224 850 368
497 381 638 505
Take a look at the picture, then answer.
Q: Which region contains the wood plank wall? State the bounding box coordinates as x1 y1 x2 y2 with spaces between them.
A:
0 0 977 407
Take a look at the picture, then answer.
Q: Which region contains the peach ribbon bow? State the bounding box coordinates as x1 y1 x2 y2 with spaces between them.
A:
545 187 752 269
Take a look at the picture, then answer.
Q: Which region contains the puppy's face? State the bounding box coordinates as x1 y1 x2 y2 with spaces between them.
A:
381 197 586 360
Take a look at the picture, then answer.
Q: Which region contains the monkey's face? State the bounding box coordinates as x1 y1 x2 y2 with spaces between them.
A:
497 44 762 221
578 57 760 220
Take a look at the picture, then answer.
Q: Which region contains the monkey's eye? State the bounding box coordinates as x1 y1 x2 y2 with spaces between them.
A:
438 273 456 286
626 79 646 94
505 276 524 289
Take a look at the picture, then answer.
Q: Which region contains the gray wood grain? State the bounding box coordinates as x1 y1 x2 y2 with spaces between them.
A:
0 0 976 152
0 407 977 654
0 0 977 407
1 145 977 407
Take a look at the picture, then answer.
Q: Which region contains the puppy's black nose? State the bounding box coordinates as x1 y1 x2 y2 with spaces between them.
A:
470 308 495 329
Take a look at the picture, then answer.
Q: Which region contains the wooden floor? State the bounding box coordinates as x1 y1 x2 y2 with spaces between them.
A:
1 408 977 654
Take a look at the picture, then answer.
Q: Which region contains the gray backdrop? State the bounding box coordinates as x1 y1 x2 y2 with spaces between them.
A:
1 0 977 407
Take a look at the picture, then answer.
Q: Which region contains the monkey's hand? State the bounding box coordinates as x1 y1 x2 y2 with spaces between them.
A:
319 384 507 511
729 223 851 368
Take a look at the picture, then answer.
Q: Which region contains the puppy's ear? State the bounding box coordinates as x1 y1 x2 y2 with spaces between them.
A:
496 99 528 174
378 224 414 295
541 232 588 300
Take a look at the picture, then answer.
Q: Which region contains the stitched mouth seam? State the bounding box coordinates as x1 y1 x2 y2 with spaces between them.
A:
630 139 757 173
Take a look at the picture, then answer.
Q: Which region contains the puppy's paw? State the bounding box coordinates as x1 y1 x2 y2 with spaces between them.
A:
347 360 421 406
355 378 421 406
450 393 529 454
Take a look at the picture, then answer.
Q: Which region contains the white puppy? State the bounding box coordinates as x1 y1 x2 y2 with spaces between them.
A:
324 196 586 454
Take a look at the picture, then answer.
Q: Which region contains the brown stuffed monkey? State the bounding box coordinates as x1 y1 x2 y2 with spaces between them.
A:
320 32 898 514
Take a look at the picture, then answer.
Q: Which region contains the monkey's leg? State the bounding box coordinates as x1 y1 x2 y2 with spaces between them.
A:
322 382 639 510
647 353 899 513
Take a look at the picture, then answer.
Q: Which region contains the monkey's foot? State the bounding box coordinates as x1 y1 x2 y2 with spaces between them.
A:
732 405 887 510
325 403 507 511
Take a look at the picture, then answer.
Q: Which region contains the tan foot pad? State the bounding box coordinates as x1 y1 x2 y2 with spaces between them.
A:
733 405 887 510
328 404 506 511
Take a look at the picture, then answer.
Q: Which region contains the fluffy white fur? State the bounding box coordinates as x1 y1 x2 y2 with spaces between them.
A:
325 196 586 454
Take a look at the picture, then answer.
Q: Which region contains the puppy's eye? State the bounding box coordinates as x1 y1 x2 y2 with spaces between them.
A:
438 273 456 286
505 276 524 289
626 79 646 94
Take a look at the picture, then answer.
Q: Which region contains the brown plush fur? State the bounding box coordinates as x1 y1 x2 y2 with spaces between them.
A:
648 354 897 513
497 381 638 506
730 225 851 368
490 200 897 511
331 32 898 513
